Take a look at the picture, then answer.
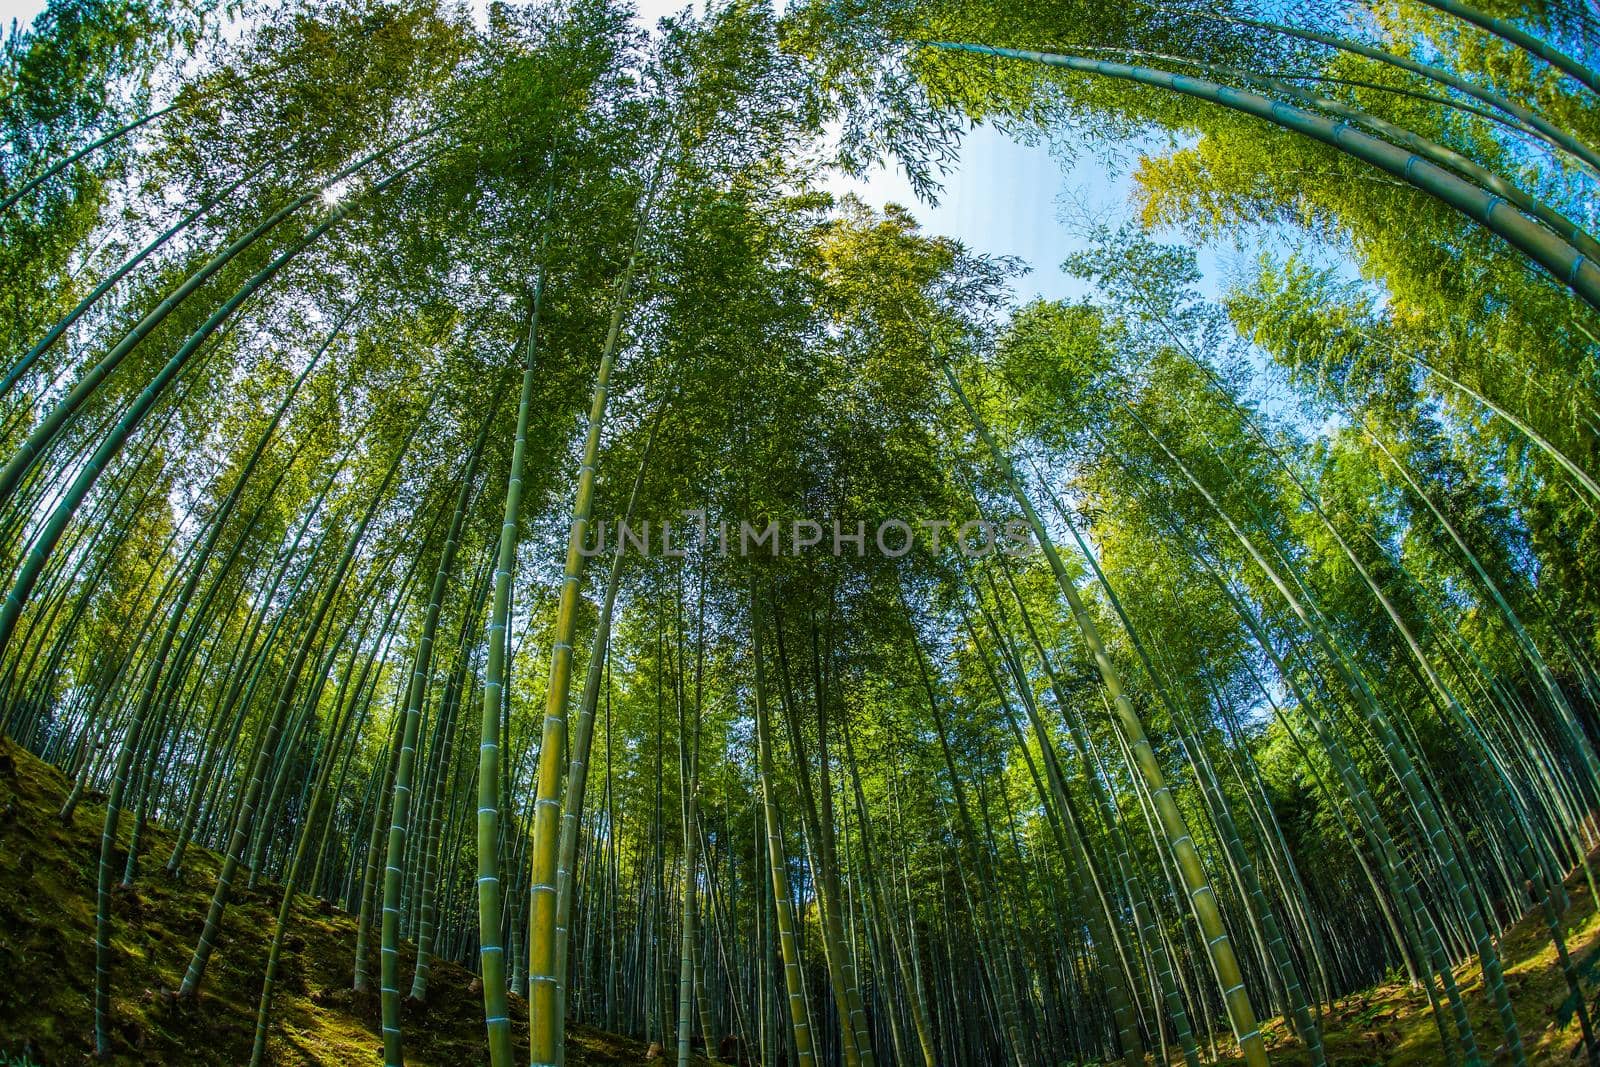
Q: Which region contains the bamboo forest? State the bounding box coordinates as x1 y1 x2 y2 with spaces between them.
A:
11 0 1600 1064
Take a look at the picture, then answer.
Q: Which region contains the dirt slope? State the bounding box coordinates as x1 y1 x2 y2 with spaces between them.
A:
0 736 710 1066
6 732 1600 1065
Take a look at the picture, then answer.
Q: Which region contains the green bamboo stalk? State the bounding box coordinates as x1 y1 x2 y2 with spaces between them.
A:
769 609 865 1067
0 139 423 508
677 577 705 1067
1414 0 1600 96
1216 14 1600 174
751 586 818 1067
839 721 938 1067
528 165 659 1066
475 266 549 1067
929 43 1600 314
410 556 491 1001
936 351 1270 1066
967 602 1149 1067
1131 409 1521 1064
553 405 664 1058
0 166 260 402
0 103 178 214
0 158 426 667
379 417 488 1067
248 548 414 1067
178 385 432 1000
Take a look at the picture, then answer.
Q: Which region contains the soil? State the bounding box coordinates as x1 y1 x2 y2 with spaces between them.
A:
5 731 1600 1065
0 735 714 1066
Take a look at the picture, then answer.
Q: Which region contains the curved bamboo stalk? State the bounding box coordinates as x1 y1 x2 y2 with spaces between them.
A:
0 156 427 667
0 166 261 402
1414 0 1600 96
929 42 1600 314
1210 14 1600 174
0 136 429 508
1072 42 1600 265
0 103 178 214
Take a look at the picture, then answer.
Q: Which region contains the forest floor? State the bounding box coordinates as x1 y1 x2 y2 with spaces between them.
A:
0 736 716 1066
1193 849 1600 1065
3 731 1600 1066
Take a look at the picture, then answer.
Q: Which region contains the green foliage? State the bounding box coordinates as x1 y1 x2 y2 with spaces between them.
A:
5 2 1600 1066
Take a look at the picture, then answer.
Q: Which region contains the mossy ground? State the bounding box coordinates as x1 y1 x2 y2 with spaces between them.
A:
6 733 1600 1066
1193 848 1600 1065
0 736 712 1066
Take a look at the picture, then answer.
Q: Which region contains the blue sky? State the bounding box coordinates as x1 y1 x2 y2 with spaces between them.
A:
824 124 1135 305
624 1 1142 304
629 0 1147 306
